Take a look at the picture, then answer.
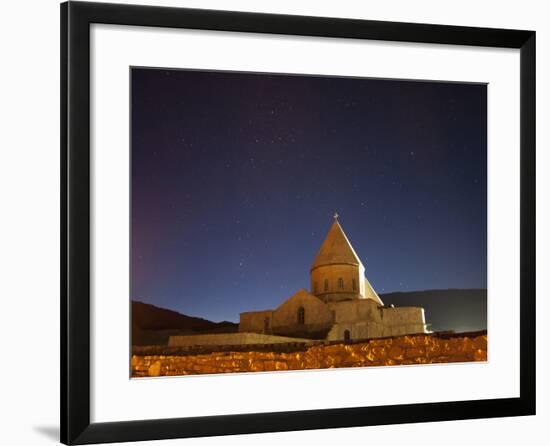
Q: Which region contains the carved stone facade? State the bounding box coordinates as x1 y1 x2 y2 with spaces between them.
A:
239 217 429 341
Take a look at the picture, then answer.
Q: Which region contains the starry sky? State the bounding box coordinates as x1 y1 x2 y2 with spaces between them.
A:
131 68 487 323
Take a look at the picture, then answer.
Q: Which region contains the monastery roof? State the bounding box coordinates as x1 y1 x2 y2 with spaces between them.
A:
311 219 363 270
364 277 384 305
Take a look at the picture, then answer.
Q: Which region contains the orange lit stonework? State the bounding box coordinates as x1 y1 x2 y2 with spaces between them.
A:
132 331 487 378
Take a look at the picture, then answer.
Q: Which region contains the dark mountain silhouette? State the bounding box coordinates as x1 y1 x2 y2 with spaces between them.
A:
380 288 487 333
132 301 238 345
132 300 238 331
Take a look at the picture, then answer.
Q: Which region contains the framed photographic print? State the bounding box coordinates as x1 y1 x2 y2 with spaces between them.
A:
61 1 536 444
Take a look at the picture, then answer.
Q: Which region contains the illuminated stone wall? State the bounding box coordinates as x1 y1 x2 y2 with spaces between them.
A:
132 331 487 378
168 332 309 347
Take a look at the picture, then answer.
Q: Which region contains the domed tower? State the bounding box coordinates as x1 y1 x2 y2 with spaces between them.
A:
310 214 383 305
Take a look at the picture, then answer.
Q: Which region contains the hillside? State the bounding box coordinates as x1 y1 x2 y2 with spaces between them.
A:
380 288 487 333
132 301 238 345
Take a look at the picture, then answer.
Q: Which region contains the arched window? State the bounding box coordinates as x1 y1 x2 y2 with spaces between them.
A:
324 279 329 292
344 329 351 341
263 317 270 333
297 306 305 325
313 282 318 294
352 278 356 291
338 277 344 289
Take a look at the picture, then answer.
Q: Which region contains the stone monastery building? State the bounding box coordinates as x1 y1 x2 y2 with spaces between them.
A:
239 216 429 341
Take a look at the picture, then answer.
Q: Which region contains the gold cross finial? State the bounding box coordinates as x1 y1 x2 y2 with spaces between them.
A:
333 212 339 221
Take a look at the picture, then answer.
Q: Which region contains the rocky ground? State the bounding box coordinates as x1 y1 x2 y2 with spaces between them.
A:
131 331 487 377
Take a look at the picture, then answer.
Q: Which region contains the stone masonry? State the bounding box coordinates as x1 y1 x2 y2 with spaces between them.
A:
133 331 487 378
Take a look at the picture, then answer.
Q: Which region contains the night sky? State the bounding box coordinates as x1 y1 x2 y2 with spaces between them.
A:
131 68 487 323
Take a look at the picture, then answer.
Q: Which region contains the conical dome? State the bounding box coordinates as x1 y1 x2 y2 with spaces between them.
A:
310 216 383 305
311 220 362 270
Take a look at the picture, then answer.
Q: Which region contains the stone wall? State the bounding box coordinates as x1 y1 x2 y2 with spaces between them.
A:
239 310 272 333
271 289 333 330
327 298 378 323
239 289 334 337
323 300 427 340
168 332 309 347
132 331 487 378
326 320 385 341
379 306 427 336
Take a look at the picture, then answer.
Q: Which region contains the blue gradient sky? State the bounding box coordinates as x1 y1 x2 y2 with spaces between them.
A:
131 68 487 323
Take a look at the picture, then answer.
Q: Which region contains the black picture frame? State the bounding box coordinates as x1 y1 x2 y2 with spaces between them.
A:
61 1 536 444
